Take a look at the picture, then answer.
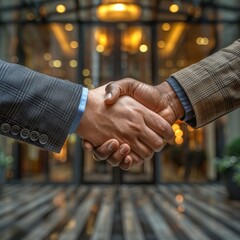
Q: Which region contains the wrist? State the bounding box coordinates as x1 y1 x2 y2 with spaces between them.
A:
156 82 185 124
76 90 95 139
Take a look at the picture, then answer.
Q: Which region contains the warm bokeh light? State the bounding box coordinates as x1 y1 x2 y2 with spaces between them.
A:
53 60 62 68
175 194 184 203
187 125 195 132
157 40 166 49
82 69 90 77
88 84 95 89
69 60 78 68
172 123 180 131
96 44 105 52
56 4 66 13
160 23 186 57
169 4 179 13
175 136 184 145
65 23 74 31
53 143 67 162
162 23 171 31
97 3 141 22
139 44 148 52
43 53 52 61
178 205 185 213
66 219 76 230
175 129 183 137
122 27 142 54
196 37 209 45
53 192 66 207
94 28 113 55
97 33 108 47
70 41 79 49
68 134 77 144
84 78 92 86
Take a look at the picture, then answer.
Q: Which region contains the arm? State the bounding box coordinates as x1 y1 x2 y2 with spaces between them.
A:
172 38 240 127
0 60 82 152
0 60 174 159
105 39 240 127
86 39 240 166
77 84 174 160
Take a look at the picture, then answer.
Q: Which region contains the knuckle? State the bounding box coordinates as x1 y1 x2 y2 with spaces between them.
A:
130 122 141 133
93 150 106 160
143 150 154 160
107 158 121 167
153 138 164 151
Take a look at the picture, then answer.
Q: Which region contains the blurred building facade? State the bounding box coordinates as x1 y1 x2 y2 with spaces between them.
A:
0 0 239 184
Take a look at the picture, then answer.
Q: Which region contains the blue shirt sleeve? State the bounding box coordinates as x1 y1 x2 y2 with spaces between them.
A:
69 87 88 134
167 77 195 123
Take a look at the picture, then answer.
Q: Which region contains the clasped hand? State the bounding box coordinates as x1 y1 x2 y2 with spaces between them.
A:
79 79 184 170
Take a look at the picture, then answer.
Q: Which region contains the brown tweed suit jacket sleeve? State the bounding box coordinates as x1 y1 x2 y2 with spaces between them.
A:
172 39 240 128
0 60 83 152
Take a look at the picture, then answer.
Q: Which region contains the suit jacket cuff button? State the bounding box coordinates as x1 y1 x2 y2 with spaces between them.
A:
1 123 11 133
30 131 40 142
39 134 48 145
11 125 21 136
20 129 30 139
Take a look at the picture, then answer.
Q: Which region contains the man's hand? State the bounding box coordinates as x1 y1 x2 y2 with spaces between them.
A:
82 139 143 170
104 78 184 125
78 84 174 164
82 79 183 169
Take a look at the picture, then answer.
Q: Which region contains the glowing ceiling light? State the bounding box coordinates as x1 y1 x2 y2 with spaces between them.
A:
139 44 148 52
97 1 141 22
56 4 66 14
169 4 179 13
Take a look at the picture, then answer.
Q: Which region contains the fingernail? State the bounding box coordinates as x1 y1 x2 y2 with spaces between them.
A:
124 158 129 164
120 145 129 155
108 142 118 151
105 93 112 100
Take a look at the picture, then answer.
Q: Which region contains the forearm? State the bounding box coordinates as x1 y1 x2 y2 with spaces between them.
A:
171 39 240 128
0 60 82 152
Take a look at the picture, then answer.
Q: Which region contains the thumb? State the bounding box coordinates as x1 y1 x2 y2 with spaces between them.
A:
104 82 121 105
82 140 94 151
104 78 139 104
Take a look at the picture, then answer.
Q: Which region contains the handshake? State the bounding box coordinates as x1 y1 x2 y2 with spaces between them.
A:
77 78 185 170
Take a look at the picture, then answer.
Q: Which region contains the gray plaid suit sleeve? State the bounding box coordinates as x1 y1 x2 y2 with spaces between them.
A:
0 60 83 152
172 39 240 128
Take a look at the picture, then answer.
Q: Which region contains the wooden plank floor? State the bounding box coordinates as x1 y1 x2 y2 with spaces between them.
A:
0 184 240 240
